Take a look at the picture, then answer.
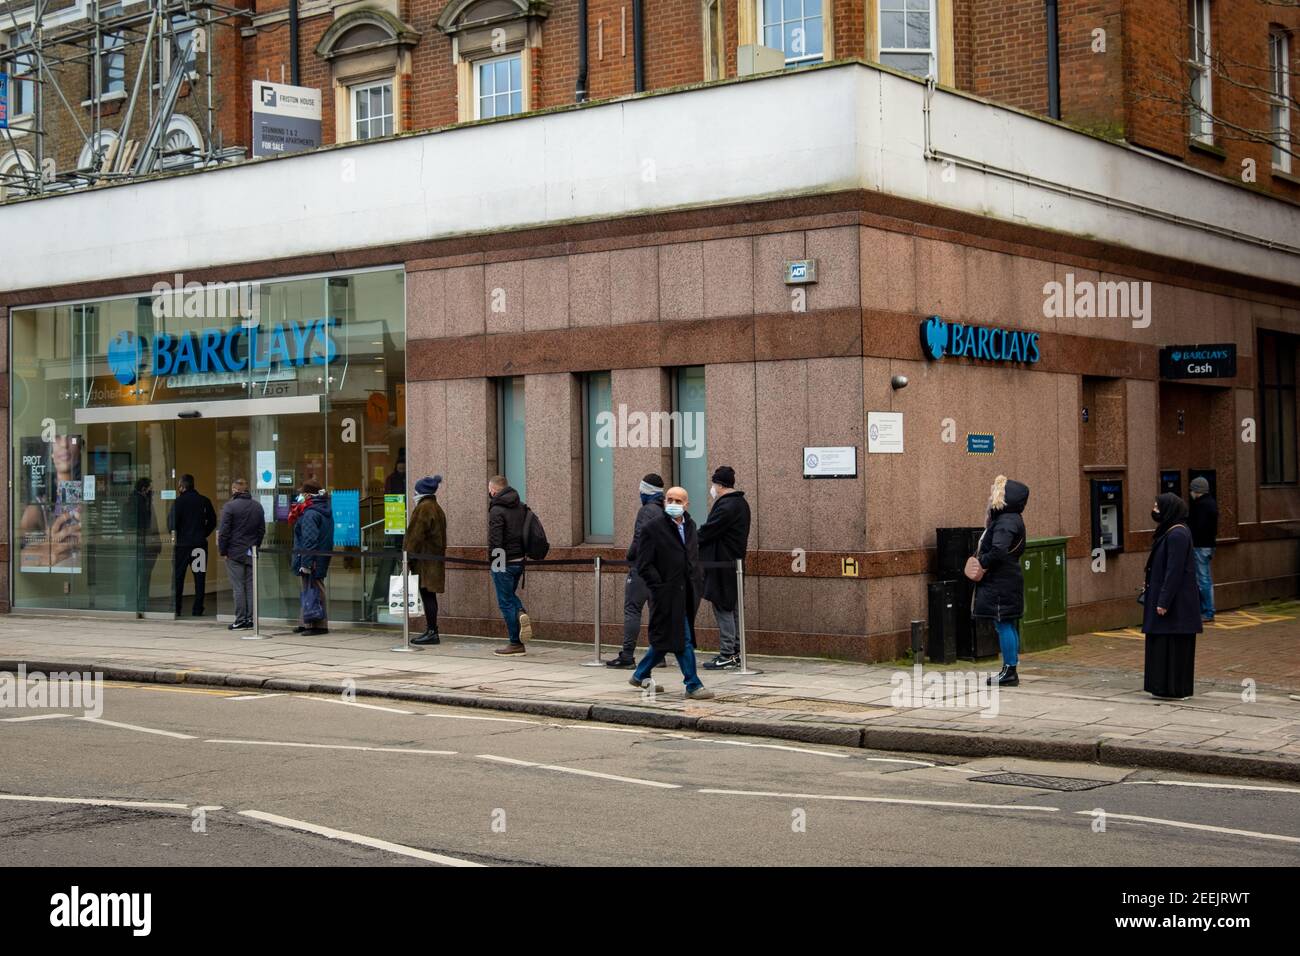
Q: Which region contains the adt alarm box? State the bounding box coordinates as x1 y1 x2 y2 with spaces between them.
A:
1090 478 1125 553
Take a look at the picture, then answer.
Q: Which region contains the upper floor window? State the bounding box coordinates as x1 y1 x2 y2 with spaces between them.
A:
1269 29 1292 173
163 12 200 80
2 30 36 117
90 5 126 99
352 81 394 140
476 53 522 119
1188 0 1214 143
760 0 823 66
879 0 936 78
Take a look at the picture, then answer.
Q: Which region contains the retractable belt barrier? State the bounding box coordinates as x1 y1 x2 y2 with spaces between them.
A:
247 546 758 670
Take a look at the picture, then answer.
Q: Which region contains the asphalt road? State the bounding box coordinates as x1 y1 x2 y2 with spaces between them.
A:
2 682 1298 866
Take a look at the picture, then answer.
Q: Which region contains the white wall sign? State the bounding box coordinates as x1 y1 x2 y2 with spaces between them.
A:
256 450 276 490
868 412 904 454
83 475 96 501
803 446 857 478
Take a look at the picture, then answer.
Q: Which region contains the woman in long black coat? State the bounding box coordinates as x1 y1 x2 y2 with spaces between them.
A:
1142 493 1203 699
974 476 1029 687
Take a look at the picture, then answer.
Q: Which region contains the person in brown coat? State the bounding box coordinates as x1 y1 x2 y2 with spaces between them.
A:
406 475 447 645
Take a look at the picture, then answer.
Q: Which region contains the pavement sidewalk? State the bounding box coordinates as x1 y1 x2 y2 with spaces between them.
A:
2 603 1299 781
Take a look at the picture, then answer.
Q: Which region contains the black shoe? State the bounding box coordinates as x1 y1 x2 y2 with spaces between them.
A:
996 665 1019 687
292 625 308 633
301 626 329 636
411 630 441 646
987 666 1007 686
228 621 253 631
605 655 635 668
702 654 740 670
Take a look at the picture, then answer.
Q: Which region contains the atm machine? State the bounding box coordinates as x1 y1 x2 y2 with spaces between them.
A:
1090 479 1125 553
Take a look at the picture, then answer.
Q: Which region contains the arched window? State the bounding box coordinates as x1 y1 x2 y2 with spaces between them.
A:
437 0 549 122
160 115 205 169
78 129 121 172
316 8 421 143
0 149 37 200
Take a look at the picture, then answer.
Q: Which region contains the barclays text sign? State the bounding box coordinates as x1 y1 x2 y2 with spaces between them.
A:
920 316 1041 365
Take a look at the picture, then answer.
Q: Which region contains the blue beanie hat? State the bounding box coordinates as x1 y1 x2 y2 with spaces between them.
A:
415 475 443 496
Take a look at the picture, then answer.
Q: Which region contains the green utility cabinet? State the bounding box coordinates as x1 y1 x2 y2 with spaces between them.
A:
1020 537 1068 653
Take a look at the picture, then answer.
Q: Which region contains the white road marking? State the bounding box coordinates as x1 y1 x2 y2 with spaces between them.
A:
1074 811 1300 845
239 810 484 867
224 693 287 702
476 753 680 789
558 724 648 734
0 793 189 810
293 696 413 715
206 739 455 756
80 717 196 739
424 713 537 725
865 757 937 767
0 713 73 722
663 734 850 759
699 788 1061 813
1126 780 1300 795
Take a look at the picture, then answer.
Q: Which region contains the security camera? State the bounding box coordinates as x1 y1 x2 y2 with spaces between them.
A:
890 375 909 390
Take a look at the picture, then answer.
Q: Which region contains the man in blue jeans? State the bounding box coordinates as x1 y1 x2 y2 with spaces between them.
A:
1188 476 1218 622
487 475 533 655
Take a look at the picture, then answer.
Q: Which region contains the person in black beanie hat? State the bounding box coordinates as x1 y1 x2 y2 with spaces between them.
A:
407 475 446 645
607 473 666 667
699 464 751 670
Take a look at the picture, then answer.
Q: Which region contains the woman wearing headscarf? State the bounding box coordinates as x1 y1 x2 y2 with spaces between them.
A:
1141 493 1202 699
969 475 1030 687
405 475 447 646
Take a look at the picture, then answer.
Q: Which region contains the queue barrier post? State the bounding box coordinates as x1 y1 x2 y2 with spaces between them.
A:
242 545 265 641
580 555 605 666
735 558 761 675
390 550 421 653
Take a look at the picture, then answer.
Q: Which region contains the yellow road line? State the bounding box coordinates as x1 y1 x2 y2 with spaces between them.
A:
101 681 240 698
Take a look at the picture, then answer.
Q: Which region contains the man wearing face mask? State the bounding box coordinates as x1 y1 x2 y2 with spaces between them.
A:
605 473 665 669
630 486 713 699
698 465 752 670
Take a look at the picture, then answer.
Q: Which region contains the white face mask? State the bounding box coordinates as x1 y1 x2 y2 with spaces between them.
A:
665 502 685 519
709 485 718 500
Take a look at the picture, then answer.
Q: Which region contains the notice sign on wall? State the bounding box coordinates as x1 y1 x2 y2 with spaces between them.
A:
252 81 321 158
1159 344 1237 380
867 412 905 454
804 447 857 479
384 494 407 535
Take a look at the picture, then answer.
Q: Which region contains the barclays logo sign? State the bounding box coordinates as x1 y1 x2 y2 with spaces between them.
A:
920 316 1041 365
106 319 340 387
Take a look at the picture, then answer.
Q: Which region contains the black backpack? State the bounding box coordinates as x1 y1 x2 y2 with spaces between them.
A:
522 505 550 561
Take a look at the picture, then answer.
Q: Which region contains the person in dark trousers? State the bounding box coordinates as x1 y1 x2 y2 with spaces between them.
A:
168 474 217 617
128 478 161 614
630 486 714 700
1142 493 1203 699
699 465 752 670
973 475 1029 688
606 473 665 668
370 448 408 619
1188 476 1218 622
487 475 532 655
217 477 266 631
291 482 333 635
406 475 447 646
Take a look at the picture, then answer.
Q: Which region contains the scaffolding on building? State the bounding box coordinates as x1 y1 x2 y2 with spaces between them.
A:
0 0 251 199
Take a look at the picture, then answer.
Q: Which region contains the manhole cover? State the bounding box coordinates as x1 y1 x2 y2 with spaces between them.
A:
970 772 1114 792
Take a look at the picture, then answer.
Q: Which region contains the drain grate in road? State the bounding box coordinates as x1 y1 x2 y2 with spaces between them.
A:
970 772 1115 792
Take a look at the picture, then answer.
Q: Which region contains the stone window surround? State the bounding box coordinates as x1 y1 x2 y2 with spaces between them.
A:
437 1 549 124
316 8 421 143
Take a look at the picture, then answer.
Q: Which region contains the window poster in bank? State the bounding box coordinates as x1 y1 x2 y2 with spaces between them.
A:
19 434 84 574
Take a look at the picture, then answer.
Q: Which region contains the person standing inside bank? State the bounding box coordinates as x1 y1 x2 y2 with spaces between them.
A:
1188 477 1218 623
606 473 666 668
406 475 447 646
970 475 1030 688
128 478 162 613
630 486 714 700
1142 494 1202 700
218 478 266 631
699 465 752 671
487 475 532 655
291 482 333 636
168 474 217 617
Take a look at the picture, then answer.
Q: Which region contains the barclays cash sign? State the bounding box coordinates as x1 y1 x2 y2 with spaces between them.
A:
920 315 1041 365
106 318 340 386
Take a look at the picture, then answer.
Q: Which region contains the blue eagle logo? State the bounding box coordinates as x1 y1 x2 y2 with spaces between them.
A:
107 330 142 386
921 316 948 360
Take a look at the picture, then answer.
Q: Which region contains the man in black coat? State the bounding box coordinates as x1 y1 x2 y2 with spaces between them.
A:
606 473 665 668
630 486 714 700
218 477 267 630
698 465 751 670
1187 476 1218 622
487 475 532 655
168 474 217 617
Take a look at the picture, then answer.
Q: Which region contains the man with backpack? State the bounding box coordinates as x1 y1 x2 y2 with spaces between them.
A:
487 475 547 655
